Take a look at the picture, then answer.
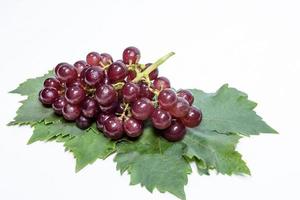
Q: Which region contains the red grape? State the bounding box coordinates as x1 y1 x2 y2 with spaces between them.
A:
52 96 67 115
177 89 194 105
131 98 154 120
153 77 171 90
39 88 58 105
84 67 104 86
181 107 202 128
95 84 117 106
54 62 68 75
103 116 123 140
74 60 88 74
158 89 177 109
151 108 172 129
123 117 143 138
162 120 186 142
86 52 101 66
44 78 61 91
76 115 92 129
99 53 113 67
107 61 128 83
122 82 140 103
123 46 140 64
65 86 86 105
170 97 190 118
81 97 99 118
62 104 81 121
56 64 77 83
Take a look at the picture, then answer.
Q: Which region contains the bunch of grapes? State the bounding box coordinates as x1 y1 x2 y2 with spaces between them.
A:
39 47 202 142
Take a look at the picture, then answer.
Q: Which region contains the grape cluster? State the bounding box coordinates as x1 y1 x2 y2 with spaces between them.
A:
39 47 202 142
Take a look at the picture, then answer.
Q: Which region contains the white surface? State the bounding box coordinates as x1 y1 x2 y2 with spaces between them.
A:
0 0 299 200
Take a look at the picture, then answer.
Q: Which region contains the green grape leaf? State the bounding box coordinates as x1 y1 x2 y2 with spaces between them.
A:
190 84 277 136
28 120 85 144
9 70 58 125
183 127 250 175
64 126 116 172
115 126 191 200
10 70 54 96
9 94 60 126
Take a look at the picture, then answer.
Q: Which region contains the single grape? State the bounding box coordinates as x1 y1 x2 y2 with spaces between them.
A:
95 84 117 106
103 116 124 140
145 63 159 80
76 115 92 129
81 97 99 118
86 52 101 66
65 86 86 105
99 101 117 114
43 78 61 91
152 76 171 90
39 88 58 105
96 113 111 130
123 117 143 138
107 61 128 83
84 67 104 86
54 62 68 76
123 46 141 64
177 89 194 105
162 120 186 142
99 53 113 67
127 70 136 81
56 64 77 83
131 97 154 120
139 82 154 99
181 107 202 128
122 82 140 103
52 96 67 115
170 97 190 118
151 108 172 129
74 60 88 74
158 88 177 109
62 104 81 121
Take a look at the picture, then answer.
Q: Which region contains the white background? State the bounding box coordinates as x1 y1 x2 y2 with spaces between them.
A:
0 0 299 199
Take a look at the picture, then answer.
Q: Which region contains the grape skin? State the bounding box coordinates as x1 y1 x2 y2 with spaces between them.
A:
76 115 92 129
162 120 186 142
158 89 177 109
181 106 202 128
95 84 117 106
123 117 143 137
103 116 124 140
170 97 190 118
107 61 128 83
62 104 81 121
131 98 154 120
81 97 99 118
122 46 140 64
39 88 59 105
152 77 171 90
151 108 172 129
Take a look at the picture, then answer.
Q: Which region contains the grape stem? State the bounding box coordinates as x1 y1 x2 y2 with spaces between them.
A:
132 52 175 83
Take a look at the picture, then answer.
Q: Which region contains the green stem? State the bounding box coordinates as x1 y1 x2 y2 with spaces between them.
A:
132 52 175 83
